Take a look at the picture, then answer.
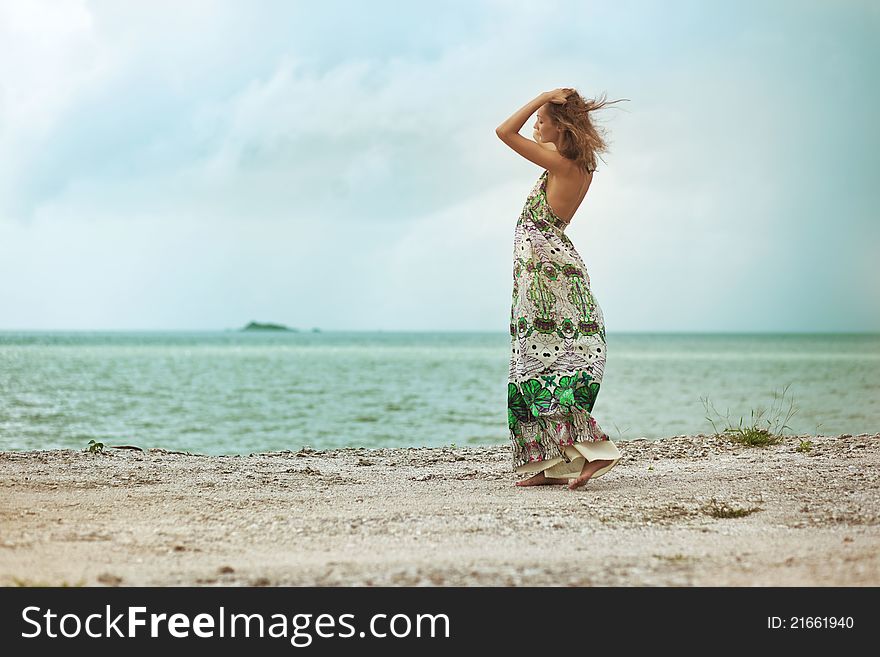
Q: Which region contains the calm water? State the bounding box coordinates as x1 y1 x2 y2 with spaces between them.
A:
1 331 878 455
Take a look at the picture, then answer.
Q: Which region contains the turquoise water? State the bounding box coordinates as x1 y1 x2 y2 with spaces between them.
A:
1 331 878 455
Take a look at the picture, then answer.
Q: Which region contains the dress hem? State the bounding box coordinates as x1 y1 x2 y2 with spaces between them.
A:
514 438 621 479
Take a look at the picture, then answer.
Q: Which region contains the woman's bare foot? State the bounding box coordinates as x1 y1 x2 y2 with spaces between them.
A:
515 471 570 487
568 459 613 490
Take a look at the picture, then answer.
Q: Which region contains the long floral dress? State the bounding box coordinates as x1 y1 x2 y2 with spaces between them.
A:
508 168 621 480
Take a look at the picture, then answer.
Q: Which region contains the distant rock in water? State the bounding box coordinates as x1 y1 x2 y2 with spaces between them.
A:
241 321 298 332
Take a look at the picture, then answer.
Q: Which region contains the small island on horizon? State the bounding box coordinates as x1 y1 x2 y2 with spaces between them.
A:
240 321 298 332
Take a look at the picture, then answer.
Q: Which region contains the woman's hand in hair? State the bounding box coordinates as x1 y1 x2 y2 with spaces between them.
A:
546 88 575 104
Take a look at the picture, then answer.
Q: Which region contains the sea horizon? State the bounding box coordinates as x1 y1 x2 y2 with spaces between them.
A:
1 330 878 455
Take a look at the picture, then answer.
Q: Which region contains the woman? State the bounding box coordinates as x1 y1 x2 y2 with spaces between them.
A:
496 87 628 490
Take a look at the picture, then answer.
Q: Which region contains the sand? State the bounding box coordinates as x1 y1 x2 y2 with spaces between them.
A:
1 432 878 586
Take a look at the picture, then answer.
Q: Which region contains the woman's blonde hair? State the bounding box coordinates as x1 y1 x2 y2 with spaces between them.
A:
546 90 629 174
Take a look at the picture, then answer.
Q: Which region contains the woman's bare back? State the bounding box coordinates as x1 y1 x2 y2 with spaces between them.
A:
545 164 592 224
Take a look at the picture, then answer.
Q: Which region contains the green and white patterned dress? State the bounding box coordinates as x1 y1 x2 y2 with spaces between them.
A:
508 168 621 480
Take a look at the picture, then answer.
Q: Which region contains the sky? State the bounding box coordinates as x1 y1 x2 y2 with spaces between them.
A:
0 0 877 332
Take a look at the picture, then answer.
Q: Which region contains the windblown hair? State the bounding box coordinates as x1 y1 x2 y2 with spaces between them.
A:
545 90 629 174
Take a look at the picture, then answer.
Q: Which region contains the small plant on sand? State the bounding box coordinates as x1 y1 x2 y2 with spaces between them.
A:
86 439 105 454
700 383 798 448
610 422 631 442
13 577 85 587
702 497 761 519
796 440 813 453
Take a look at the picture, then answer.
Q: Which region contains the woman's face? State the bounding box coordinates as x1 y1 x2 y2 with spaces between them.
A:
533 104 559 144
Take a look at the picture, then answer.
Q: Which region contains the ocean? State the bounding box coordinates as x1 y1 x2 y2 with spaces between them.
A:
1 331 877 455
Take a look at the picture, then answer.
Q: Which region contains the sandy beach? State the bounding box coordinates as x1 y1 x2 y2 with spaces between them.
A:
1 432 878 587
